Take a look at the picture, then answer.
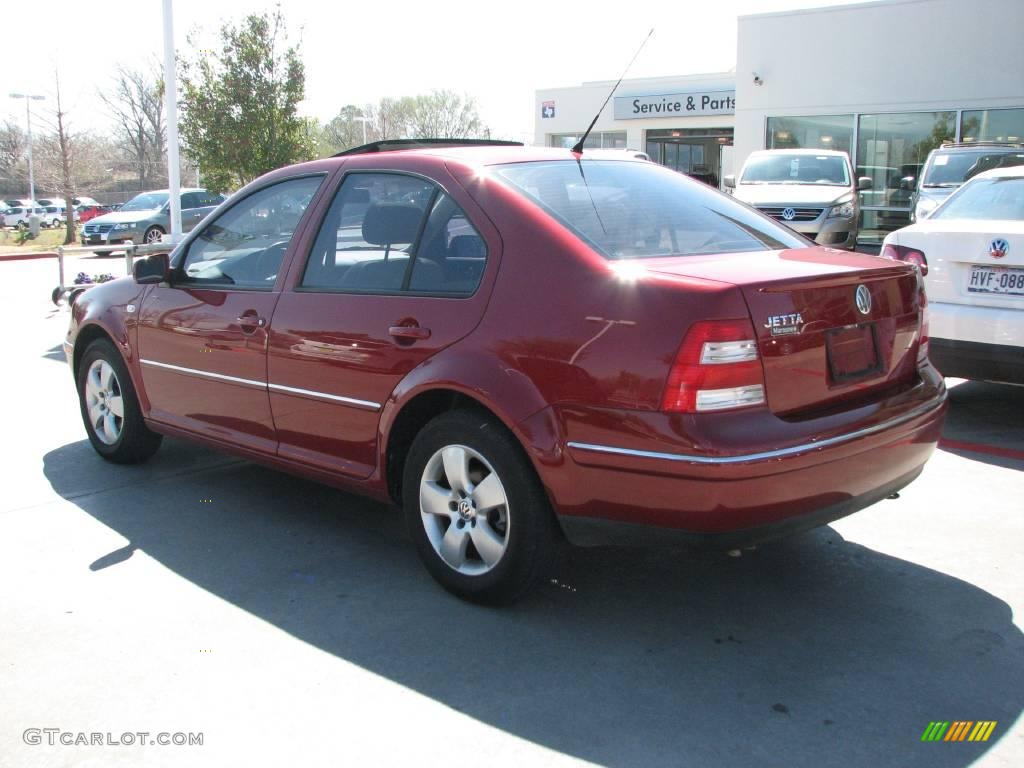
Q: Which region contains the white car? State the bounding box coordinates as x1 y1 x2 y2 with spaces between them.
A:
881 164 1024 384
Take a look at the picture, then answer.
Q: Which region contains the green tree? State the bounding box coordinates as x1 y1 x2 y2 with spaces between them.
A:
179 6 314 193
319 105 367 156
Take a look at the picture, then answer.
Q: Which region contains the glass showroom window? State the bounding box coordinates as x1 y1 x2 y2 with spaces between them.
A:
550 131 627 150
856 111 956 244
961 108 1024 143
765 115 853 155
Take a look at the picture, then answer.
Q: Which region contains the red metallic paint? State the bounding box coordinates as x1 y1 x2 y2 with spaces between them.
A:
65 147 947 546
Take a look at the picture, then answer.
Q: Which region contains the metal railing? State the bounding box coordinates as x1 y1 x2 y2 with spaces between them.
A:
53 241 175 305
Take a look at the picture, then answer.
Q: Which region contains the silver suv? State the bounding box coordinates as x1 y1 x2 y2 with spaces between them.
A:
725 149 870 250
910 142 1024 222
81 188 225 247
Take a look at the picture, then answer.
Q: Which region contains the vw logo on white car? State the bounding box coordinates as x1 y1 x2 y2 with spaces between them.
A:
990 239 1009 259
855 284 872 315
782 207 796 221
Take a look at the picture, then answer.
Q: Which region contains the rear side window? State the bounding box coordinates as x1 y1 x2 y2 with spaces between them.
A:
931 177 1024 221
301 173 487 295
494 160 804 259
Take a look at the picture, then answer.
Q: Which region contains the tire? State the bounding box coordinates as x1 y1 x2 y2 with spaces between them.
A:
52 218 61 228
403 410 558 605
76 338 162 464
143 226 164 245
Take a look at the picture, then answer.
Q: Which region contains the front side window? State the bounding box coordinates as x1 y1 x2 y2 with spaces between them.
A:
301 173 489 295
931 177 1024 221
494 160 805 260
178 175 323 289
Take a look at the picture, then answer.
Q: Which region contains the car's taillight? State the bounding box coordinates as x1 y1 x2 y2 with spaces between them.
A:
661 319 766 413
881 243 928 275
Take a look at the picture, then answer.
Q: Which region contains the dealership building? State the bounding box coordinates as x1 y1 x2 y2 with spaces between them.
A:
534 0 1024 244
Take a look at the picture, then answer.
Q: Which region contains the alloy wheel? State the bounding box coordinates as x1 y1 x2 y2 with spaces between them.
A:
84 359 124 445
419 444 510 576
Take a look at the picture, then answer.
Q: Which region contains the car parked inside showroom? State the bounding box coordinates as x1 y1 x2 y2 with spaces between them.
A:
882 163 1024 384
65 139 947 604
910 142 1024 222
80 188 225 247
724 148 870 250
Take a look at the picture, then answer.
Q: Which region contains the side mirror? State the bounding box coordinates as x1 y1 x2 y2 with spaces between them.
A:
856 176 873 191
133 253 169 285
723 174 736 188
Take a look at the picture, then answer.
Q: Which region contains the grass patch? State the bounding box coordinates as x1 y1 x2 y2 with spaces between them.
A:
0 225 77 252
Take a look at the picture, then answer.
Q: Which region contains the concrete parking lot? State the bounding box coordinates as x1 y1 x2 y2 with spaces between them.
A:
1 253 1021 767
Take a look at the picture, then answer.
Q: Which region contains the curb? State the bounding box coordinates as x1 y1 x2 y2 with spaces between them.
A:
0 251 58 261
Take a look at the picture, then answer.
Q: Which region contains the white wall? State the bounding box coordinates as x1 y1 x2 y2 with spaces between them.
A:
535 73 735 149
734 0 1024 169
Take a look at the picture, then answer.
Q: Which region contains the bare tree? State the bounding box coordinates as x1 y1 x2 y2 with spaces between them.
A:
100 65 166 189
36 73 113 243
0 120 27 194
408 90 487 139
364 97 415 142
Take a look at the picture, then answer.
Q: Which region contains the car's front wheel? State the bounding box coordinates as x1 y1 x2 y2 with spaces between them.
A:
143 226 164 245
77 339 162 464
403 410 558 605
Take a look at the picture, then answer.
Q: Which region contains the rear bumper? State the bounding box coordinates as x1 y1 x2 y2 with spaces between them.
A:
930 337 1024 384
536 375 947 546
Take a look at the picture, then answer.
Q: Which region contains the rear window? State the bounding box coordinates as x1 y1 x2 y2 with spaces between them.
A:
931 176 1024 221
493 160 804 260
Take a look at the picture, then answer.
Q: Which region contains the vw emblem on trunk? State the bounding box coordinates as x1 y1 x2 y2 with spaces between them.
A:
990 238 1009 259
782 207 796 221
855 284 872 315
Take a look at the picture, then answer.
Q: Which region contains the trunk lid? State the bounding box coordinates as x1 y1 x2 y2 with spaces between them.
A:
641 247 923 415
892 219 1024 310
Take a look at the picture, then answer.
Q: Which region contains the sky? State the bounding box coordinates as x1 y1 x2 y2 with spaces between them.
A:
2 0 870 144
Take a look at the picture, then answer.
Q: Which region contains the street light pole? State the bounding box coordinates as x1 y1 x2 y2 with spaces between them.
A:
9 93 46 202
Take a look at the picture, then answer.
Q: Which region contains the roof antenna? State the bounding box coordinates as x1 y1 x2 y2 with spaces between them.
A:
571 28 654 155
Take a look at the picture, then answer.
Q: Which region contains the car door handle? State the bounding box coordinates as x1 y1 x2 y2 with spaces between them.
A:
237 314 267 332
389 324 431 341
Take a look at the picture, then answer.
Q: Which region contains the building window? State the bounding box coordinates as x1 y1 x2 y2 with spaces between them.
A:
961 108 1024 143
855 111 955 243
766 115 853 155
550 131 627 149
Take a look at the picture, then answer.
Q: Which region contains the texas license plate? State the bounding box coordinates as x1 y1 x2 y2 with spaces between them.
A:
967 265 1024 295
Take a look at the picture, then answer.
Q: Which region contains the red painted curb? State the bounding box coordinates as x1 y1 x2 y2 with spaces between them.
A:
0 251 58 261
939 438 1024 462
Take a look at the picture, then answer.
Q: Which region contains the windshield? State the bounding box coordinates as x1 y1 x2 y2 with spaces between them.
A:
493 160 805 260
740 154 850 186
931 177 1024 221
121 192 169 212
923 151 1024 187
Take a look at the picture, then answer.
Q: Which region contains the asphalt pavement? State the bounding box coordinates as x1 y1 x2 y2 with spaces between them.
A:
1 253 1021 767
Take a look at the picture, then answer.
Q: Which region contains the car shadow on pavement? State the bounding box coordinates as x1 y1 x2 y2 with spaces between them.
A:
939 381 1024 469
43 438 1023 768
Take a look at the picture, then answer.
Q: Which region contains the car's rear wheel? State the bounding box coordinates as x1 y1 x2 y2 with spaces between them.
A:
77 339 162 464
143 226 164 244
403 410 558 605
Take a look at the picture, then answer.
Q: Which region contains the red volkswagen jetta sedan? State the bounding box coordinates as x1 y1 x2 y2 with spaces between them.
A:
64 141 947 604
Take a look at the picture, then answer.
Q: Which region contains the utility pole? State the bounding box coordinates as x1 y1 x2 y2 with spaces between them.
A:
162 0 183 242
9 92 46 202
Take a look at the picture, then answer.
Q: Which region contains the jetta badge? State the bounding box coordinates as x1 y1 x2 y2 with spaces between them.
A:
990 238 1009 259
855 284 872 315
765 312 804 336
782 207 796 221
